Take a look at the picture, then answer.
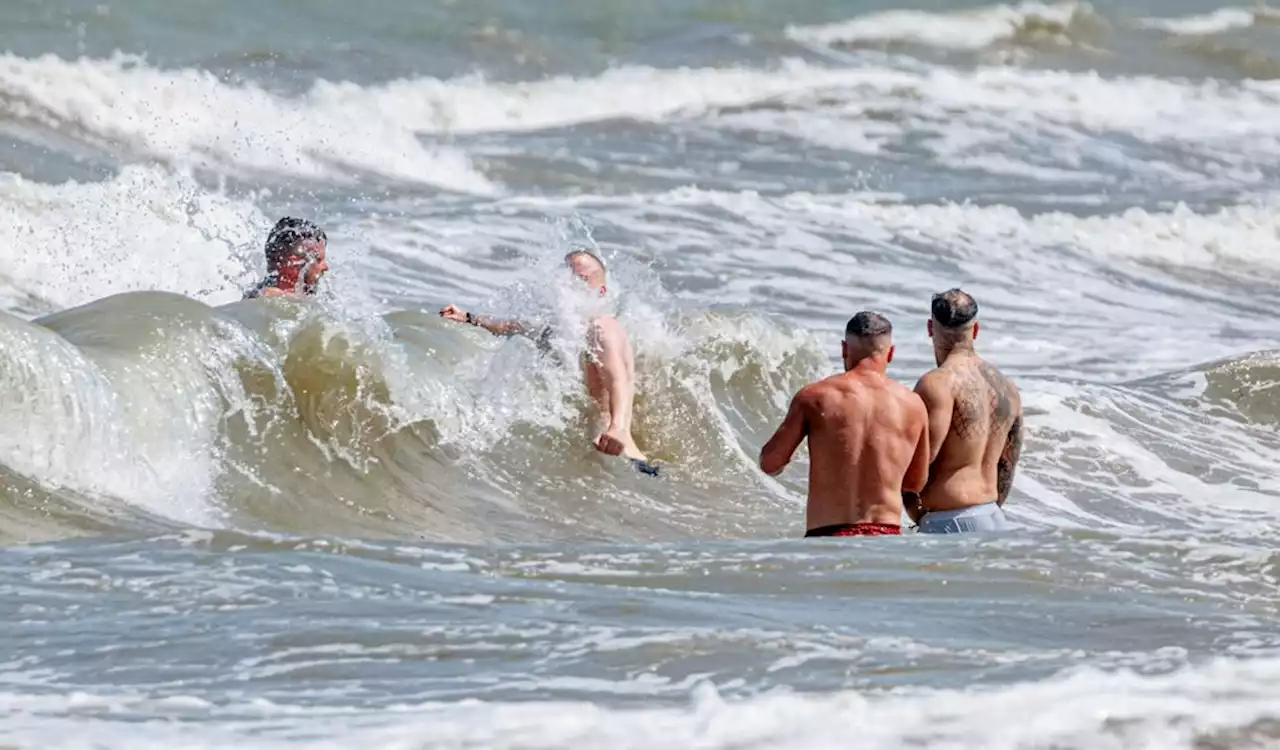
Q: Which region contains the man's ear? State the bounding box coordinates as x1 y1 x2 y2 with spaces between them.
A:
973 321 980 339
887 344 895 365
927 319 934 338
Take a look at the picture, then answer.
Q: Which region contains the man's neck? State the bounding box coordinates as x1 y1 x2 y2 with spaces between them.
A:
847 357 888 376
939 341 977 365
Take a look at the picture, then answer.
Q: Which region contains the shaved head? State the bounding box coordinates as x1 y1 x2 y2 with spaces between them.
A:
928 288 980 364
931 288 978 330
843 311 894 371
846 311 893 342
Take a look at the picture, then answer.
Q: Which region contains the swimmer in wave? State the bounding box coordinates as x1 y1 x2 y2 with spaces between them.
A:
244 217 329 300
440 250 657 475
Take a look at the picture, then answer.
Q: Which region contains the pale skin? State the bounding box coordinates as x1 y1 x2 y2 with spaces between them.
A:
760 336 930 531
440 253 647 461
905 319 1023 521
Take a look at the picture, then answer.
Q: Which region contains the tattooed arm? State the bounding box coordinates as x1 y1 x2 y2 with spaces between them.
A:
996 412 1023 507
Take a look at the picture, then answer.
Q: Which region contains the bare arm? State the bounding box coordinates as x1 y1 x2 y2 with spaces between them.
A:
590 317 636 436
441 305 547 341
760 389 809 477
914 372 954 464
901 396 931 522
996 412 1023 507
473 314 541 338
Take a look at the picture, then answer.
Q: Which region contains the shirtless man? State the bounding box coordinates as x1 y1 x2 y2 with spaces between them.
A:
760 312 930 537
244 217 329 299
906 289 1023 533
440 250 655 473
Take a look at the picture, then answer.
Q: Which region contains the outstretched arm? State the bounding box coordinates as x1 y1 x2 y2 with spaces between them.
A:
760 389 809 477
997 413 1023 507
440 304 547 340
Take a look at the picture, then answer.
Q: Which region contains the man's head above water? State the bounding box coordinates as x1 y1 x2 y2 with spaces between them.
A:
843 310 894 372
263 217 329 296
928 288 979 364
564 249 607 294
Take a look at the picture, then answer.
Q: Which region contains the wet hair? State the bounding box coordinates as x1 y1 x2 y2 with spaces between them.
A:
564 248 606 281
931 288 979 329
845 311 893 340
265 217 326 268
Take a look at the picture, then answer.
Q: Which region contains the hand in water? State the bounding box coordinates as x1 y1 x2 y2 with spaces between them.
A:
440 304 468 323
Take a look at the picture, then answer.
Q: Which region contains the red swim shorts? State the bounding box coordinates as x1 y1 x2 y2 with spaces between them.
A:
804 523 901 537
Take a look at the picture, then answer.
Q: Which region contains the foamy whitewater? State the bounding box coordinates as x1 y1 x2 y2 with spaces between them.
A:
1 0 1278 747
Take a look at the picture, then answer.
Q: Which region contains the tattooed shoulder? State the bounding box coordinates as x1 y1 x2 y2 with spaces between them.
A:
950 367 987 440
978 361 1015 424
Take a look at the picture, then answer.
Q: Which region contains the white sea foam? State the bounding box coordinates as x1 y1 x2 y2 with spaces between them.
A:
5 52 1280 193
0 166 263 313
0 657 1276 748
0 53 496 193
502 187 1280 273
1136 7 1271 36
786 1 1090 50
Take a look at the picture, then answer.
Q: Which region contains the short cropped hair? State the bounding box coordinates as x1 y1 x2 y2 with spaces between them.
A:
564 248 607 281
845 311 893 339
931 288 978 329
265 217 326 268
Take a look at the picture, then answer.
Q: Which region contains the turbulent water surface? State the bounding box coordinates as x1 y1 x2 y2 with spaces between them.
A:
2 0 1280 747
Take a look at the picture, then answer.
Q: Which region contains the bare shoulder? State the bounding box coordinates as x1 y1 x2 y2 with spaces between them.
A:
588 314 629 347
975 356 1021 420
913 368 951 398
591 313 621 329
978 356 1016 386
977 356 1020 397
887 378 928 417
794 380 828 406
590 314 624 336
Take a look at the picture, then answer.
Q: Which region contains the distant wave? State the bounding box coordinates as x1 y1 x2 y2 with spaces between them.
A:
786 1 1099 51
498 187 1280 272
5 49 1280 193
1137 6 1277 36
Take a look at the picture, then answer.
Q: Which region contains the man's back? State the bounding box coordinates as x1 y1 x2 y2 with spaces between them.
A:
801 371 928 530
917 353 1021 512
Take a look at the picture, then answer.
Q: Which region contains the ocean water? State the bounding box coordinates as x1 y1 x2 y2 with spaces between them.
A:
2 0 1280 747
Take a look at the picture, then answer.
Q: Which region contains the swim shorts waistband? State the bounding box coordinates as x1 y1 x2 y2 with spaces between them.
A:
805 523 901 538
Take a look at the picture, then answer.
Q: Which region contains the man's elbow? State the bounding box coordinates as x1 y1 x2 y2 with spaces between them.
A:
759 451 786 476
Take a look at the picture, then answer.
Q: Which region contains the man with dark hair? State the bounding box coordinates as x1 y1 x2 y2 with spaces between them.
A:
440 250 657 475
907 288 1022 533
244 217 329 299
760 311 930 537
